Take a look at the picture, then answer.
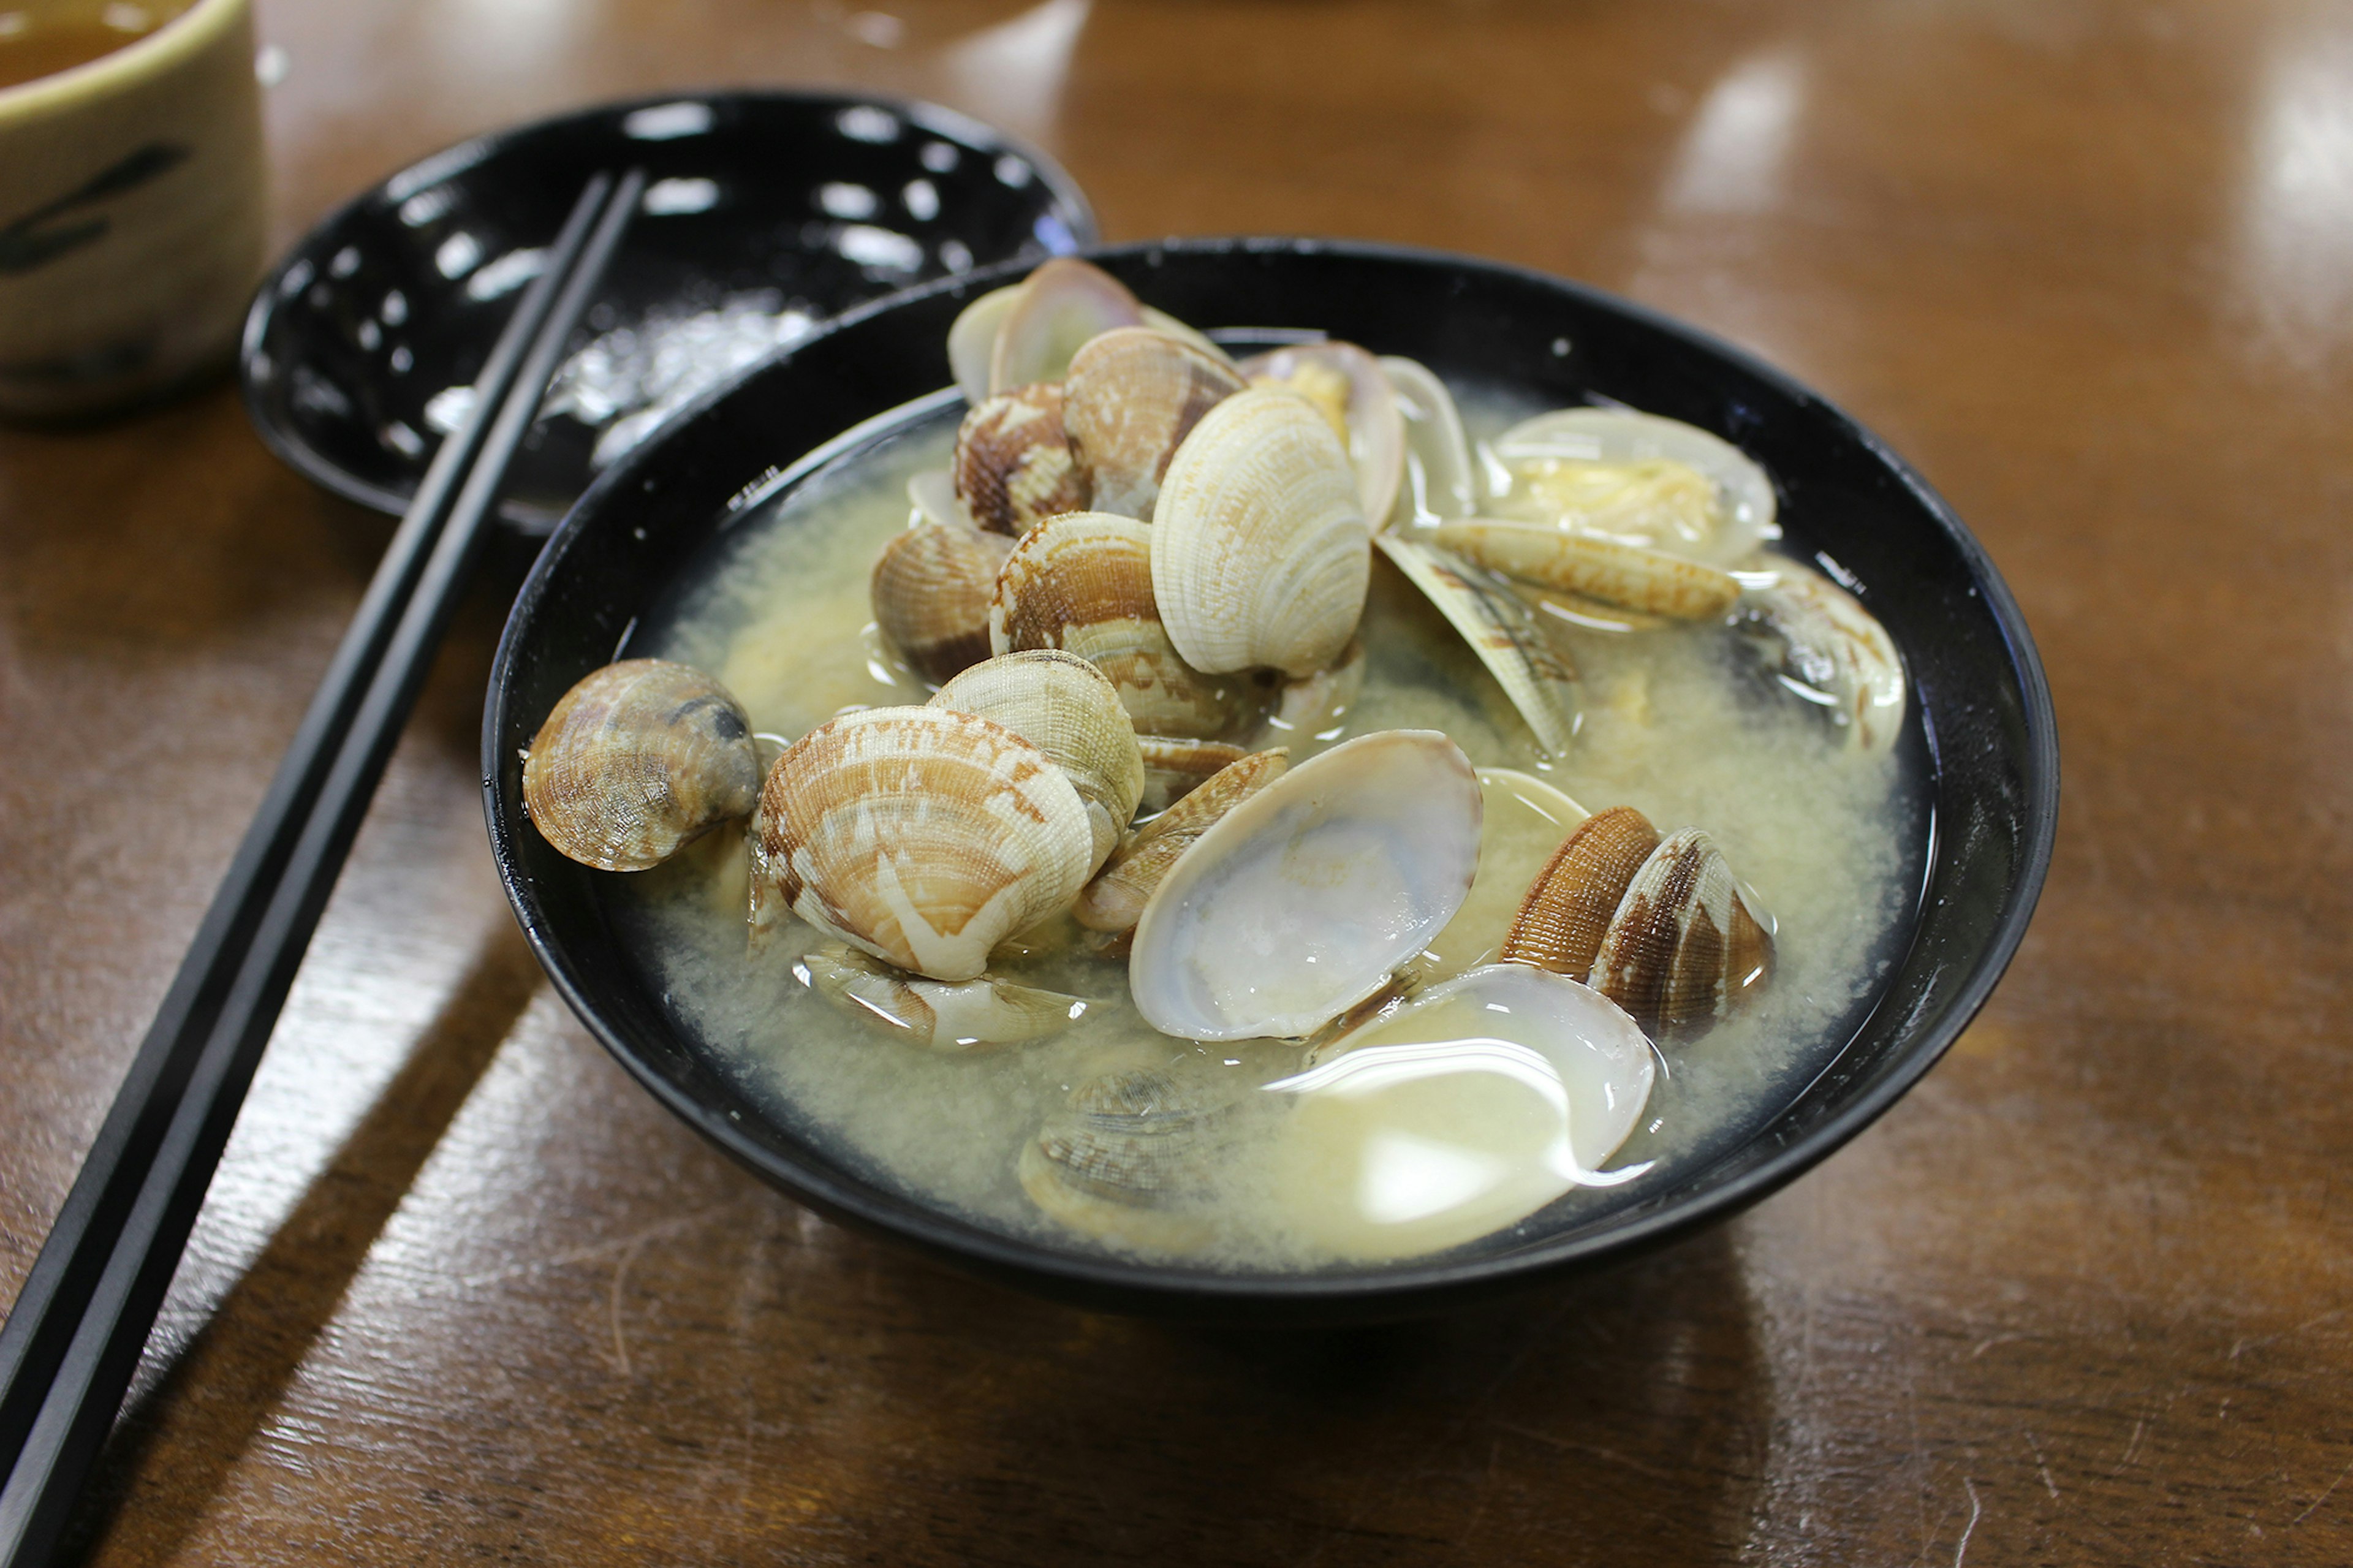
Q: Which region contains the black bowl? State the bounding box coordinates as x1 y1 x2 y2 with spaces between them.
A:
483 239 2058 1324
241 89 1093 532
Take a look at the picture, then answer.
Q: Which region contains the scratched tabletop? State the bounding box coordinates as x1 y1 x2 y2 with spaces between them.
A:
4 1 2349 1562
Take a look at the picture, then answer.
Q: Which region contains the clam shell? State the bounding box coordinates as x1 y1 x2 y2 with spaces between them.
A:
1730 556 1906 753
1590 827 1774 1040
988 257 1147 394
1499 805 1662 982
801 942 1083 1051
1374 534 1580 757
1428 520 1743 621
1135 735 1248 814
1377 355 1475 528
1240 341 1404 527
753 706 1095 982
989 511 1258 739
1075 748 1289 934
1018 1069 1236 1254
1409 768 1592 985
947 283 1021 405
1265 963 1654 1259
1151 387 1371 678
1127 730 1482 1042
1063 327 1246 519
906 468 972 530
870 520 1015 684
931 649 1145 872
523 659 760 872
952 382 1090 534
1492 408 1776 567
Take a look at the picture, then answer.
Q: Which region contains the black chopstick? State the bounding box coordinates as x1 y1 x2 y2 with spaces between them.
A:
0 167 645 1567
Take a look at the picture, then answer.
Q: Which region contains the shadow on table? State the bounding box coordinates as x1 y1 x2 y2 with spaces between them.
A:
58 921 544 1567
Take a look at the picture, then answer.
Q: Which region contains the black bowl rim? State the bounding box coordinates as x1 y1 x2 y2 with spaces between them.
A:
485 235 2061 1318
239 86 1099 521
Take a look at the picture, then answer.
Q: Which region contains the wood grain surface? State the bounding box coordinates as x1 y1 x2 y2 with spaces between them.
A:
4 1 2350 1562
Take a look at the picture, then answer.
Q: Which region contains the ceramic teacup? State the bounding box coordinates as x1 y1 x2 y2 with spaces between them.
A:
0 0 265 419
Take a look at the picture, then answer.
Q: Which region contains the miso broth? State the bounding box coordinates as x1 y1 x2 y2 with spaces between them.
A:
612 388 1926 1271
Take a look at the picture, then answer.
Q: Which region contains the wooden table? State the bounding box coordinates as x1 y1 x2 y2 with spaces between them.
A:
4 1 2348 1561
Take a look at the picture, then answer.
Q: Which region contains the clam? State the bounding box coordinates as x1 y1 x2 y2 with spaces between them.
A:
1151 387 1371 678
1499 805 1664 983
800 942 1083 1051
1127 730 1482 1042
985 257 1148 395
751 706 1095 982
522 659 761 871
1074 748 1290 935
952 381 1090 534
931 649 1145 872
1428 520 1743 621
1589 827 1774 1040
1407 768 1591 986
870 520 1014 684
989 511 1259 739
1135 735 1248 814
1018 1069 1238 1254
1729 556 1906 753
1489 407 1776 567
947 282 1022 405
1063 327 1246 519
906 468 970 530
1378 355 1476 529
1262 963 1654 1260
1240 341 1404 527
1374 534 1580 757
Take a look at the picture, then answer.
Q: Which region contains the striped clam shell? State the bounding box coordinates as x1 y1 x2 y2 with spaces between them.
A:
1063 327 1245 520
931 649 1146 873
870 521 1014 684
952 381 1091 535
522 659 760 872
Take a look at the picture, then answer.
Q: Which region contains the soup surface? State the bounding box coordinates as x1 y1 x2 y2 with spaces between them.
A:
615 384 1926 1272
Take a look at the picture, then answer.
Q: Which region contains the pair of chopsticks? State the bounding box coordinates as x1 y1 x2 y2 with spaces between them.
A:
0 168 646 1566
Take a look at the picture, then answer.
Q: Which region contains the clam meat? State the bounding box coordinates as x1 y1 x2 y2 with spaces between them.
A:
1489 407 1778 567
800 942 1085 1051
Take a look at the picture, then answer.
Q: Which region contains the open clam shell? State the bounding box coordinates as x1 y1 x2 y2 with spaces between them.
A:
952 381 1090 534
986 257 1148 395
522 659 761 872
931 649 1146 873
1430 520 1744 621
1491 407 1777 567
1590 827 1774 1041
1264 963 1655 1260
752 706 1095 982
1063 327 1247 520
990 510 1258 739
870 520 1015 684
800 942 1083 1051
1377 355 1476 529
1127 730 1482 1042
1730 556 1906 753
1134 735 1249 814
1075 747 1289 935
1240 340 1405 528
1374 533 1580 757
1151 387 1371 678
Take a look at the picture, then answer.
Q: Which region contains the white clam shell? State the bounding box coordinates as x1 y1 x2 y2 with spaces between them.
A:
1240 341 1404 528
1374 533 1580 757
1492 407 1777 567
1150 387 1371 678
1262 963 1654 1260
1127 730 1482 1042
988 257 1147 395
1377 355 1475 529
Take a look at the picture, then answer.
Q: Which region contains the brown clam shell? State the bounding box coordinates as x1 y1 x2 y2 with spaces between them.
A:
1590 827 1773 1040
952 381 1091 535
521 659 760 872
1135 735 1248 814
1074 748 1290 934
752 706 1096 982
870 521 1015 684
988 511 1257 740
1062 327 1246 520
1499 805 1662 982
